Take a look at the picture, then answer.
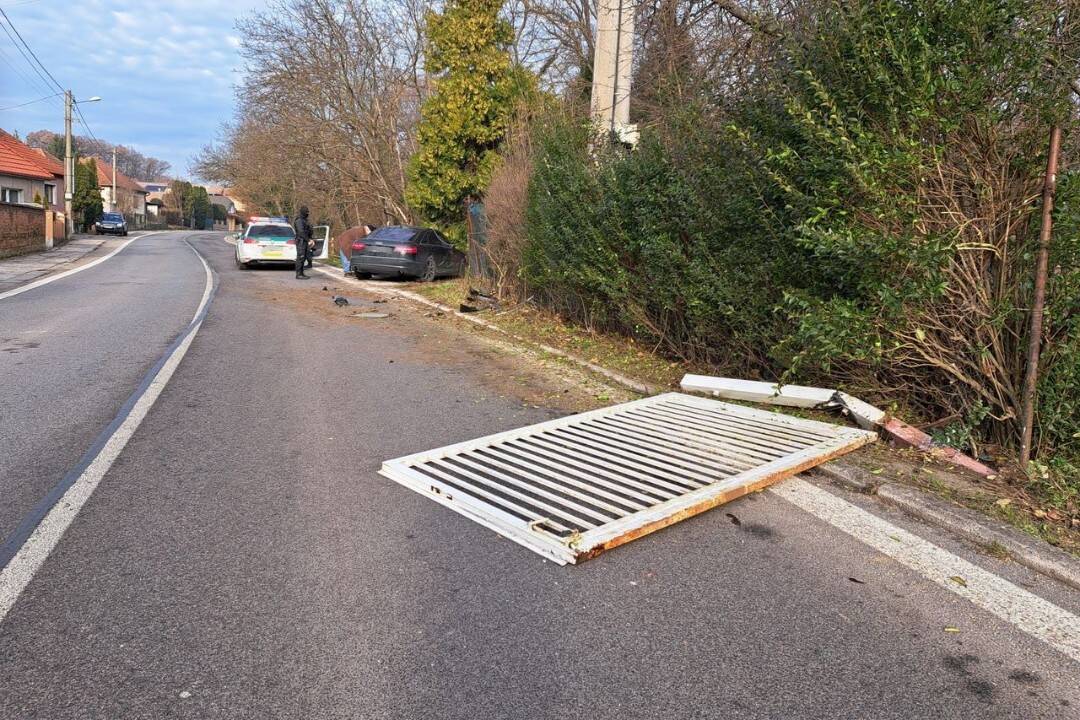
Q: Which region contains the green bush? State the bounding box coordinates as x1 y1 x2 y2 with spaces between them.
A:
1038 172 1080 461
519 0 1080 463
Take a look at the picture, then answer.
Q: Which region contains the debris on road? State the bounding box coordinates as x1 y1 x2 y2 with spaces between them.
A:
333 296 349 306
680 374 995 477
380 392 875 564
456 288 499 315
352 312 390 319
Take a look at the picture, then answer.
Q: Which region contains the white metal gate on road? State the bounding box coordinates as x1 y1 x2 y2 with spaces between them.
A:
381 393 876 564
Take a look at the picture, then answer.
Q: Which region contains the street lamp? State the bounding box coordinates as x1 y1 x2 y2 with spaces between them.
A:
64 93 101 236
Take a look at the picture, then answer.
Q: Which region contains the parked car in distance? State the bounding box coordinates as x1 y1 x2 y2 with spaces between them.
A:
349 226 466 281
95 212 128 236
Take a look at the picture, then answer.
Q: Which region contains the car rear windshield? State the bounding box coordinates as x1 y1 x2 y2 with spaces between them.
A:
367 227 420 244
247 224 295 238
102 213 123 221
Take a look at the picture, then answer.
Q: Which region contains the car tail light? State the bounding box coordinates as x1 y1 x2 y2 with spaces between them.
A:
243 236 256 244
394 245 418 256
352 242 366 251
286 239 296 245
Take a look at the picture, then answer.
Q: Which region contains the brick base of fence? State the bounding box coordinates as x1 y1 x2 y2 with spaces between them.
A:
0 203 46 259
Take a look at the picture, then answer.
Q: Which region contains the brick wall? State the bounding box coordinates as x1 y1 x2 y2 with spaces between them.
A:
0 203 46 258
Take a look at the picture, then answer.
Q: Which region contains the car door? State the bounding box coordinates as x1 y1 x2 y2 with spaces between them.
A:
428 231 454 273
432 231 464 275
312 225 330 259
417 230 444 272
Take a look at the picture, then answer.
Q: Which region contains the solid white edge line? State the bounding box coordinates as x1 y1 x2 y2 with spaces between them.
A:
771 478 1080 664
0 237 214 624
185 238 214 324
0 231 163 302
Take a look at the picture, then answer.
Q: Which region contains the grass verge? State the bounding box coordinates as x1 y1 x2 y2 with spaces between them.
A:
413 278 692 391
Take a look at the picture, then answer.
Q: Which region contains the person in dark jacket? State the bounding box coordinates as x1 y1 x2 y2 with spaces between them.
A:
293 206 314 279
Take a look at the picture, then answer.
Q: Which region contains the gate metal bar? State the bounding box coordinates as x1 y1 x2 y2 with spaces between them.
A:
381 393 876 564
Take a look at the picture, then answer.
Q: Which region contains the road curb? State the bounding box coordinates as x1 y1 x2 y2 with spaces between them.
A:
810 462 880 493
813 462 1080 591
311 264 657 395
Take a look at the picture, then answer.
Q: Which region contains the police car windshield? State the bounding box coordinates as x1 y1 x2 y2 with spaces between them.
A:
247 224 295 238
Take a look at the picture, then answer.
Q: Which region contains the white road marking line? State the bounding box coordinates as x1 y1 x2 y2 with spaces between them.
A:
772 478 1080 663
187 240 214 324
0 231 163 302
0 239 214 625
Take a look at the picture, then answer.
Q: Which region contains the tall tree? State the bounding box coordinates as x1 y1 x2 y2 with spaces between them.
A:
406 0 528 244
73 160 102 229
194 0 427 229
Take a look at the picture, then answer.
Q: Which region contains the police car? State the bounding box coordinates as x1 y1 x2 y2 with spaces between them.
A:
234 216 330 269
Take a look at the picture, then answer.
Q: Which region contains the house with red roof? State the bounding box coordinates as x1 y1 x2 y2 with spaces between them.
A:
29 147 66 213
0 128 64 211
85 157 148 219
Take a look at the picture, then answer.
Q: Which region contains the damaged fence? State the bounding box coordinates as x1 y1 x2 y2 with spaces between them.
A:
381 393 875 564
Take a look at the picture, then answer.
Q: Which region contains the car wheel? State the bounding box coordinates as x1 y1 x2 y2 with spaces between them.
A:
353 270 372 280
420 257 437 282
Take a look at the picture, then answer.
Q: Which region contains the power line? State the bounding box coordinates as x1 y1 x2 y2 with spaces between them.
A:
0 6 105 148
0 44 58 102
74 104 102 145
0 7 63 93
0 91 60 112
0 18 59 97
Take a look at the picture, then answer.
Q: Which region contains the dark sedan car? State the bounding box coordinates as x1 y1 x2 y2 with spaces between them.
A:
94 212 128 236
349 226 466 281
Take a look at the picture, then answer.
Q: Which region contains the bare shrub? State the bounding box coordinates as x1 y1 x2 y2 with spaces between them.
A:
483 114 538 299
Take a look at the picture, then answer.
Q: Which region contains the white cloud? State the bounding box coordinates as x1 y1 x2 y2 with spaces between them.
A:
0 0 267 178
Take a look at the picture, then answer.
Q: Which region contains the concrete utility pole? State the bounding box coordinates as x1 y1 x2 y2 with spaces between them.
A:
63 92 101 234
590 0 637 145
111 146 117 212
64 90 73 236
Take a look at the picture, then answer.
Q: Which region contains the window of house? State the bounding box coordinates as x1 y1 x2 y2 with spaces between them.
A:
1 187 22 204
44 184 56 205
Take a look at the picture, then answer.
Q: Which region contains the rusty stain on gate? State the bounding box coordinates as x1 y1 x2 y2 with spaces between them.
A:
380 393 876 564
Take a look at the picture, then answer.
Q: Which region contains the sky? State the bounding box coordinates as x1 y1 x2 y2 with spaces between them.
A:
0 0 267 180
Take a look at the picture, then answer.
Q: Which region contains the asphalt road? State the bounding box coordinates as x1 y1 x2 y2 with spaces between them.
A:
0 231 1077 719
0 232 206 541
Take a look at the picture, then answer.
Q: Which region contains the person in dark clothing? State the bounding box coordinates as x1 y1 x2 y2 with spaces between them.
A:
293 206 314 279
